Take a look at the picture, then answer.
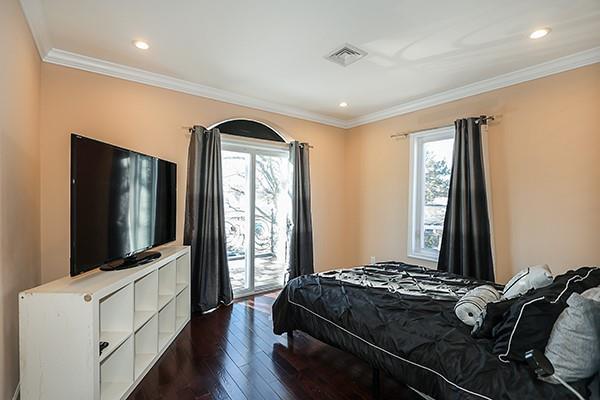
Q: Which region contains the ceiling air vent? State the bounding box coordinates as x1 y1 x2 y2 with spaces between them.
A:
325 43 367 67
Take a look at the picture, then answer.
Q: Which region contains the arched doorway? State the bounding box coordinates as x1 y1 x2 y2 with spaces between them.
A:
217 119 291 296
213 119 286 142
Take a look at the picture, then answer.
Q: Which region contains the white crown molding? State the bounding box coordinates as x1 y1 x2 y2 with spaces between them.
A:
43 49 350 129
42 47 600 131
19 0 51 57
346 46 600 128
19 0 600 130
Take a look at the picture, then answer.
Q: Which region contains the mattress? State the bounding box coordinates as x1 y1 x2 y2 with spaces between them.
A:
272 262 589 399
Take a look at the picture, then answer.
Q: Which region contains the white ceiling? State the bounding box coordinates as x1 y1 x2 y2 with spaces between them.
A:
21 0 600 127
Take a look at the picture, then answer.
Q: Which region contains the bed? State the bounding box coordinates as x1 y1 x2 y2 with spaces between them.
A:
272 262 590 399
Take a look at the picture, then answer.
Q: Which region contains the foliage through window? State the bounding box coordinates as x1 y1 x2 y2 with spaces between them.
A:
409 126 454 261
221 137 291 296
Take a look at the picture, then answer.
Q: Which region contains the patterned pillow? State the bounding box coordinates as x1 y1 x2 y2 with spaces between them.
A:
492 267 600 363
502 264 553 299
454 285 501 326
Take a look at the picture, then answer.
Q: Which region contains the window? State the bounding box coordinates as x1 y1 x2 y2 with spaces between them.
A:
215 119 285 142
218 121 291 297
408 126 454 261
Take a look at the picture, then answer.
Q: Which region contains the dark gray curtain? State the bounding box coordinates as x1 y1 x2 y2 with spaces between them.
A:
184 126 233 313
438 117 495 281
289 141 314 279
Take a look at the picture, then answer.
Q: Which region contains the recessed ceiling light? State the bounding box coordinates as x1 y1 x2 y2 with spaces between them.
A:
339 102 348 108
529 28 550 40
133 40 150 50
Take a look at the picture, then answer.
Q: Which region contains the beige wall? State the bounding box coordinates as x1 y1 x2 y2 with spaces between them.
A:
36 45 600 285
346 64 600 283
39 63 350 282
0 0 42 398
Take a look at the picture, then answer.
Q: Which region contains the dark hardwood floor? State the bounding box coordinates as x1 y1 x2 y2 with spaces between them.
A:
128 292 420 400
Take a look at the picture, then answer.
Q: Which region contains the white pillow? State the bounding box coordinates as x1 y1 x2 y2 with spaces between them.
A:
454 285 501 326
543 287 600 383
502 264 553 299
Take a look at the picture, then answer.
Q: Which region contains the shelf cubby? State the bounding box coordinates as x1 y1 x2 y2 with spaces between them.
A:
158 261 176 310
134 314 158 379
100 335 134 400
99 283 134 362
176 253 191 293
158 299 176 351
176 287 190 330
134 271 158 331
175 282 187 295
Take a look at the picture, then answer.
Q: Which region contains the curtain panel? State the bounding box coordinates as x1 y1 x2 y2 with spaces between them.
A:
438 117 495 282
288 141 314 279
184 126 233 313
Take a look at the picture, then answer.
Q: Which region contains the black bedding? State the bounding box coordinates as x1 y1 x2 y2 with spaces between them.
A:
272 262 589 399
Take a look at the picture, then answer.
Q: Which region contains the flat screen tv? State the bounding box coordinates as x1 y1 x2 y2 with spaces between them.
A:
70 134 176 276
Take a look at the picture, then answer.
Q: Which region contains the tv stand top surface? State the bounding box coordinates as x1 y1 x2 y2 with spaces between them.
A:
22 245 189 297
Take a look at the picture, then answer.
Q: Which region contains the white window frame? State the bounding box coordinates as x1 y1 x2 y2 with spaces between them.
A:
408 126 455 262
221 134 290 297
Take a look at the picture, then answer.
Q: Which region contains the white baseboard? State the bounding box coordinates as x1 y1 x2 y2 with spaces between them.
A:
12 382 20 400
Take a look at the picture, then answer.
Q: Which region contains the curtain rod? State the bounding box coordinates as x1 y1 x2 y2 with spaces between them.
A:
390 115 497 140
181 126 314 148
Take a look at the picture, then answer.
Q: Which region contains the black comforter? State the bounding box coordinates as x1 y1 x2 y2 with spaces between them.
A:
272 263 588 399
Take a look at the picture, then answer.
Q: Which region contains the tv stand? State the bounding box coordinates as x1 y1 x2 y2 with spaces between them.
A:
19 246 191 400
100 251 162 271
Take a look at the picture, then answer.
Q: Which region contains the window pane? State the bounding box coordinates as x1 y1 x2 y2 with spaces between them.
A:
222 145 291 297
222 150 250 292
254 154 290 289
422 138 453 252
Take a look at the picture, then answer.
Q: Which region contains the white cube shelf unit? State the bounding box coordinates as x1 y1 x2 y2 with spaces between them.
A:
19 246 191 400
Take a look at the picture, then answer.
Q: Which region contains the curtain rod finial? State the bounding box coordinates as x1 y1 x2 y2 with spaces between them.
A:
477 115 496 125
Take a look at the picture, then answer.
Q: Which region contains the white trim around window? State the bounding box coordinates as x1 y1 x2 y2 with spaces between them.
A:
408 126 455 262
221 133 290 153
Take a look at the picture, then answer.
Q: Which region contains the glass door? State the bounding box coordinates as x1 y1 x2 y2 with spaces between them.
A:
222 150 251 293
222 142 290 297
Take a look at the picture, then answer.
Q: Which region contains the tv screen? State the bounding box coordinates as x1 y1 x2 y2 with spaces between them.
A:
70 134 176 276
